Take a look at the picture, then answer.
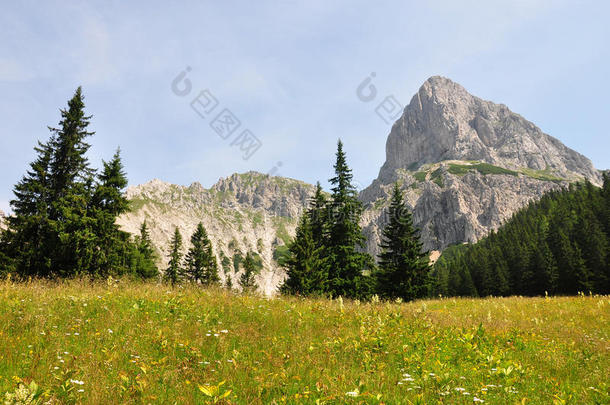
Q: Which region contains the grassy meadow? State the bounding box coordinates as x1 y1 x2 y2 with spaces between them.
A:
0 280 608 404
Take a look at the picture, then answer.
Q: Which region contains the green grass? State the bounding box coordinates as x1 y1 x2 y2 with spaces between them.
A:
0 280 608 404
272 245 291 266
413 172 427 182
448 163 519 177
431 169 444 188
519 168 565 182
271 217 294 246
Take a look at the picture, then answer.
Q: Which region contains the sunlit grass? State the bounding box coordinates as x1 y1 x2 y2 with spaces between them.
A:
0 279 608 404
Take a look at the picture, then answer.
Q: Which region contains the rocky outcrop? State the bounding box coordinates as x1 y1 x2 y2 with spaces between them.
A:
378 76 601 185
361 162 565 257
361 76 602 256
117 172 315 295
0 210 5 231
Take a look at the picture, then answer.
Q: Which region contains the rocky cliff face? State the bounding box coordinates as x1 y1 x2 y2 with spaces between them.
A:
117 173 315 295
360 76 602 258
378 76 601 185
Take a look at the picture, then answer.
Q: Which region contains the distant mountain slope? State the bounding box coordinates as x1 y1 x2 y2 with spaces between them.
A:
117 172 315 295
361 76 603 257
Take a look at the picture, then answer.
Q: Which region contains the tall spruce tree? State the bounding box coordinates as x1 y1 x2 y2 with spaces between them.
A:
375 183 430 301
308 182 328 248
4 88 101 277
91 149 130 275
165 227 183 285
281 214 326 295
325 140 374 299
3 140 54 276
47 87 97 275
281 182 329 296
185 223 219 285
239 251 258 292
132 221 159 279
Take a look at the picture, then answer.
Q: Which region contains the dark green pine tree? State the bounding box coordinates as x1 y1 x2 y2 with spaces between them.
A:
308 182 328 248
448 261 478 297
530 242 558 294
132 221 159 279
280 214 326 295
46 87 98 275
574 210 608 293
326 140 374 299
602 173 610 234
91 149 131 275
3 140 54 276
165 227 183 285
225 274 233 290
185 223 220 286
48 87 95 201
375 183 430 301
239 251 258 292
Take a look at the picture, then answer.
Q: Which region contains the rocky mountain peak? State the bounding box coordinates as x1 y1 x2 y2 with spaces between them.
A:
360 76 603 255
379 76 601 185
117 172 316 295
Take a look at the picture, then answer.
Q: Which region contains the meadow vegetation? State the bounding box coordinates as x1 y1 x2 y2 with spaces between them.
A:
1 279 608 404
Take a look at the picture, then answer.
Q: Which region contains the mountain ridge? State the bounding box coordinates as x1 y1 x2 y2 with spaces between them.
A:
117 172 315 295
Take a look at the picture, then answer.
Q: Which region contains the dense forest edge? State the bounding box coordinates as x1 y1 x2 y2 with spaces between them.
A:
433 178 610 297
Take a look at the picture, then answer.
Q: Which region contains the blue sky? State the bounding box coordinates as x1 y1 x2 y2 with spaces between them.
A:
1 0 609 213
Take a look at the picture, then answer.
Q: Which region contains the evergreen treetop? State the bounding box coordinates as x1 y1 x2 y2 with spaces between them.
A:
376 183 430 301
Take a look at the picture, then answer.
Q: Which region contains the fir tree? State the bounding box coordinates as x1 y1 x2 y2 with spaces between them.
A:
46 87 97 275
375 183 430 301
281 182 329 296
225 274 233 290
281 214 326 295
48 87 95 201
308 182 328 248
602 173 610 234
185 223 219 285
325 140 374 299
3 140 54 276
132 221 159 279
91 149 130 275
165 227 183 285
239 252 258 292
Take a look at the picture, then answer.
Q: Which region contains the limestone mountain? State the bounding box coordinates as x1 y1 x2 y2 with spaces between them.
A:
117 173 315 295
360 76 602 258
